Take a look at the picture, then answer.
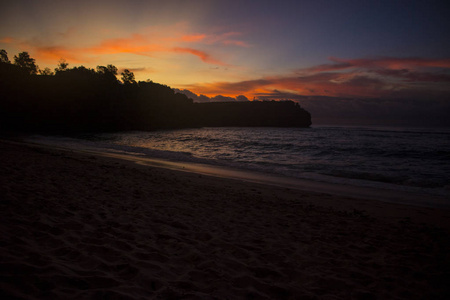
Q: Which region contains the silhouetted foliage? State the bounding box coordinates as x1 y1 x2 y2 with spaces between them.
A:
55 59 68 73
121 69 136 85
96 65 118 82
0 50 311 133
13 52 38 75
39 67 54 76
0 49 10 64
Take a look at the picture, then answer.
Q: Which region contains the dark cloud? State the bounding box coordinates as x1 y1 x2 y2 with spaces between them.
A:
236 95 249 101
327 57 450 70
343 75 386 88
370 69 450 82
173 89 198 100
126 67 150 73
210 95 237 102
117 67 152 74
303 62 352 73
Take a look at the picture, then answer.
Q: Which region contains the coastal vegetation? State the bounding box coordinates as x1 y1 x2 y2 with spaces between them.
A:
0 50 311 133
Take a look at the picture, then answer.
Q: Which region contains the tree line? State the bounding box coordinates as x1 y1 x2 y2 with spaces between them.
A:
0 50 311 133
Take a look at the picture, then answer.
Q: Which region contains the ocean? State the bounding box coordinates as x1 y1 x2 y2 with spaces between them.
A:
26 125 450 204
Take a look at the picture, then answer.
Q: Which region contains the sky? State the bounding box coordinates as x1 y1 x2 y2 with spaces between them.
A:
1 0 449 126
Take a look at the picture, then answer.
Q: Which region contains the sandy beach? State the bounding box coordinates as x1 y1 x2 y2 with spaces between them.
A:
1 139 449 299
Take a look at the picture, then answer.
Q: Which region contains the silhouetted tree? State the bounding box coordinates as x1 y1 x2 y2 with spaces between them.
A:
121 69 136 84
39 67 54 76
13 52 38 74
0 49 311 133
55 59 69 73
0 49 10 64
96 64 118 78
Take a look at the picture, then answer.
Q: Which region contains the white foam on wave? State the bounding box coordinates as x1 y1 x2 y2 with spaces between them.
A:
24 126 450 205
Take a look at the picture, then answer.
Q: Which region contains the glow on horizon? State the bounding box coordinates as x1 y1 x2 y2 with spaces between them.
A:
1 0 449 104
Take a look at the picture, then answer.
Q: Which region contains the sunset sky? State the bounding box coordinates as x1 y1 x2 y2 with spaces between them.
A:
1 0 449 126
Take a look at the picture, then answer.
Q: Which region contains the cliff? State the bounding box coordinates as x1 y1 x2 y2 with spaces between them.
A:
193 101 311 127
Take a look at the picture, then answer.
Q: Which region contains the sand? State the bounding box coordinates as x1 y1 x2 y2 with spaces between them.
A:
1 139 449 299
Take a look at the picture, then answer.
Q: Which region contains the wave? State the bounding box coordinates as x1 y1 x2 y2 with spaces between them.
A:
25 125 450 200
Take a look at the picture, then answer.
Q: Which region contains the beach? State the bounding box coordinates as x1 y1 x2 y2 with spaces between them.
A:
1 140 449 299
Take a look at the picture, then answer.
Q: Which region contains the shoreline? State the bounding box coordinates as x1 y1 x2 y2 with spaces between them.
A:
20 137 450 209
90 151 450 209
1 139 450 299
4 138 450 227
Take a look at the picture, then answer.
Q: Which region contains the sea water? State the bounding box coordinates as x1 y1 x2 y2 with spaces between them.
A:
27 126 450 201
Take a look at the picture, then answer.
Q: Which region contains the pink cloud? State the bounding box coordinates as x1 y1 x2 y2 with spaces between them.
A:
191 31 251 47
303 62 353 73
186 55 450 100
216 32 251 47
313 57 450 72
370 69 450 82
221 40 251 47
345 57 450 69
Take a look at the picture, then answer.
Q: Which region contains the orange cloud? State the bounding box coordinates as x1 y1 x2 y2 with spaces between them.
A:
173 47 226 65
3 31 228 65
1 36 86 63
87 35 165 55
85 34 227 64
33 46 86 63
2 24 250 68
0 37 15 44
181 34 207 42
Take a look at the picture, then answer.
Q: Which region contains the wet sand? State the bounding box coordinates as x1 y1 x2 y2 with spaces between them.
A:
1 140 449 299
